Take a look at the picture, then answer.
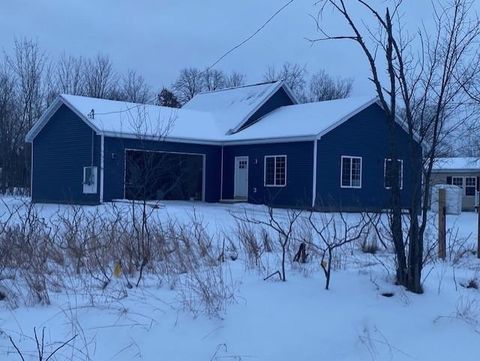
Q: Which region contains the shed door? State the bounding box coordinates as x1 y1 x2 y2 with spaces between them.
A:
234 156 248 199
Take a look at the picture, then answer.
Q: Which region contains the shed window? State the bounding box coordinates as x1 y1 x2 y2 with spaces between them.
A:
452 177 463 188
83 166 98 194
264 155 287 187
341 156 362 188
384 159 403 189
465 177 476 196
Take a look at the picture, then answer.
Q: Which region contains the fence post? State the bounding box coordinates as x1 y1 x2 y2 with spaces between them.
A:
438 188 446 260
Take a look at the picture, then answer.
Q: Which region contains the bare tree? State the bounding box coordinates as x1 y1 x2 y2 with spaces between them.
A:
263 62 307 101
202 68 226 91
54 53 85 96
172 67 204 104
308 69 353 101
6 38 46 133
0 67 19 193
315 0 480 293
225 71 246 88
119 70 152 103
83 54 118 99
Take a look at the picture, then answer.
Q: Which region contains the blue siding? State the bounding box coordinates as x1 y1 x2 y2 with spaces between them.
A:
238 87 294 131
315 103 422 210
32 105 101 204
222 141 314 208
103 137 221 202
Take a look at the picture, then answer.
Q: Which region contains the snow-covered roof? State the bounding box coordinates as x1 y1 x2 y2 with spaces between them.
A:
26 94 225 143
183 81 297 134
226 96 378 141
433 157 480 172
26 87 386 145
61 94 225 142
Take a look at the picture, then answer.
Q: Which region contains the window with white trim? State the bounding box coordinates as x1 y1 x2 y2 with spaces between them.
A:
341 156 362 188
452 177 463 188
465 177 476 196
384 159 403 189
264 155 287 187
83 166 98 194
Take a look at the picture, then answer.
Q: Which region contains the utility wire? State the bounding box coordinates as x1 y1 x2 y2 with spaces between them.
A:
93 0 295 117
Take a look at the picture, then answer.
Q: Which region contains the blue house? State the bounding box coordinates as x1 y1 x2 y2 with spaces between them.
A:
25 81 422 210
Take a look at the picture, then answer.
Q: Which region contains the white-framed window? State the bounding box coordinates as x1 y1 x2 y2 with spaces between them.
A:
341 156 362 188
452 176 464 188
264 155 287 187
465 177 476 196
83 166 98 194
384 158 404 189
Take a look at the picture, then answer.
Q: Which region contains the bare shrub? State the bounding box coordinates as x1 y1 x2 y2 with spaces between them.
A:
232 206 301 282
307 212 370 290
178 263 236 318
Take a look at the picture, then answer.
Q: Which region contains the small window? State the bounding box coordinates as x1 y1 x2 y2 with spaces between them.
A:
83 166 98 194
341 156 362 188
264 155 287 187
465 177 476 196
452 177 463 188
238 160 248 169
384 159 404 189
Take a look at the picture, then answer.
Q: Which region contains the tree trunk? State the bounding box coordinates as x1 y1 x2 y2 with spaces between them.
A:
407 210 423 293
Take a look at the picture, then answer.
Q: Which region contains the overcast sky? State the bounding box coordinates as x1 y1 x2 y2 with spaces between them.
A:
2 0 479 96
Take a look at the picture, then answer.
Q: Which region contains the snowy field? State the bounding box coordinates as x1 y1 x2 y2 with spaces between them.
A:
0 197 479 361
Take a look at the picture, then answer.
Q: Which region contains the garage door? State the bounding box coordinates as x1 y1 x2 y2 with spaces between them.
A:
125 150 204 201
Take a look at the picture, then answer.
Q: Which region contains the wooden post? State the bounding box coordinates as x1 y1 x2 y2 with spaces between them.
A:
438 188 446 260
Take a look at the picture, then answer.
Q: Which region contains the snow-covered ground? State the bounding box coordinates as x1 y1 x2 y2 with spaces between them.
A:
0 197 479 361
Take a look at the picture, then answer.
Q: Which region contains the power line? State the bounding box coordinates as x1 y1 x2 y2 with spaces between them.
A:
93 0 295 117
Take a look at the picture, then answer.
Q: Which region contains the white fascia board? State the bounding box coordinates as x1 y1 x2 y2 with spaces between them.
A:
222 135 316 146
101 131 222 145
315 97 379 139
230 81 298 134
25 98 64 142
25 95 103 142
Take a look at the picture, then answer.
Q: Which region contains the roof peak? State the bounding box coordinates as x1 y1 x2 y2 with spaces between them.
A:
196 80 280 96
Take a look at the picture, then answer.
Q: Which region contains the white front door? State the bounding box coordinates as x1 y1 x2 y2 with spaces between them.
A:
234 156 248 199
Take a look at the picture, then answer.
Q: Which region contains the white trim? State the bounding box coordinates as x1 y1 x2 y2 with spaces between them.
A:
452 176 477 197
202 154 206 202
102 131 221 146
100 135 105 203
264 154 287 187
316 98 378 139
229 81 298 134
340 155 362 189
234 156 249 199
30 140 34 197
465 176 477 197
223 135 315 146
26 95 102 143
452 176 464 188
25 98 63 142
220 146 224 200
384 158 404 190
312 140 317 208
123 148 206 201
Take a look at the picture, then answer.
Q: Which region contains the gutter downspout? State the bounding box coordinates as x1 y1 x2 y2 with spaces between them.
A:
312 139 318 208
100 134 104 203
220 145 224 200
